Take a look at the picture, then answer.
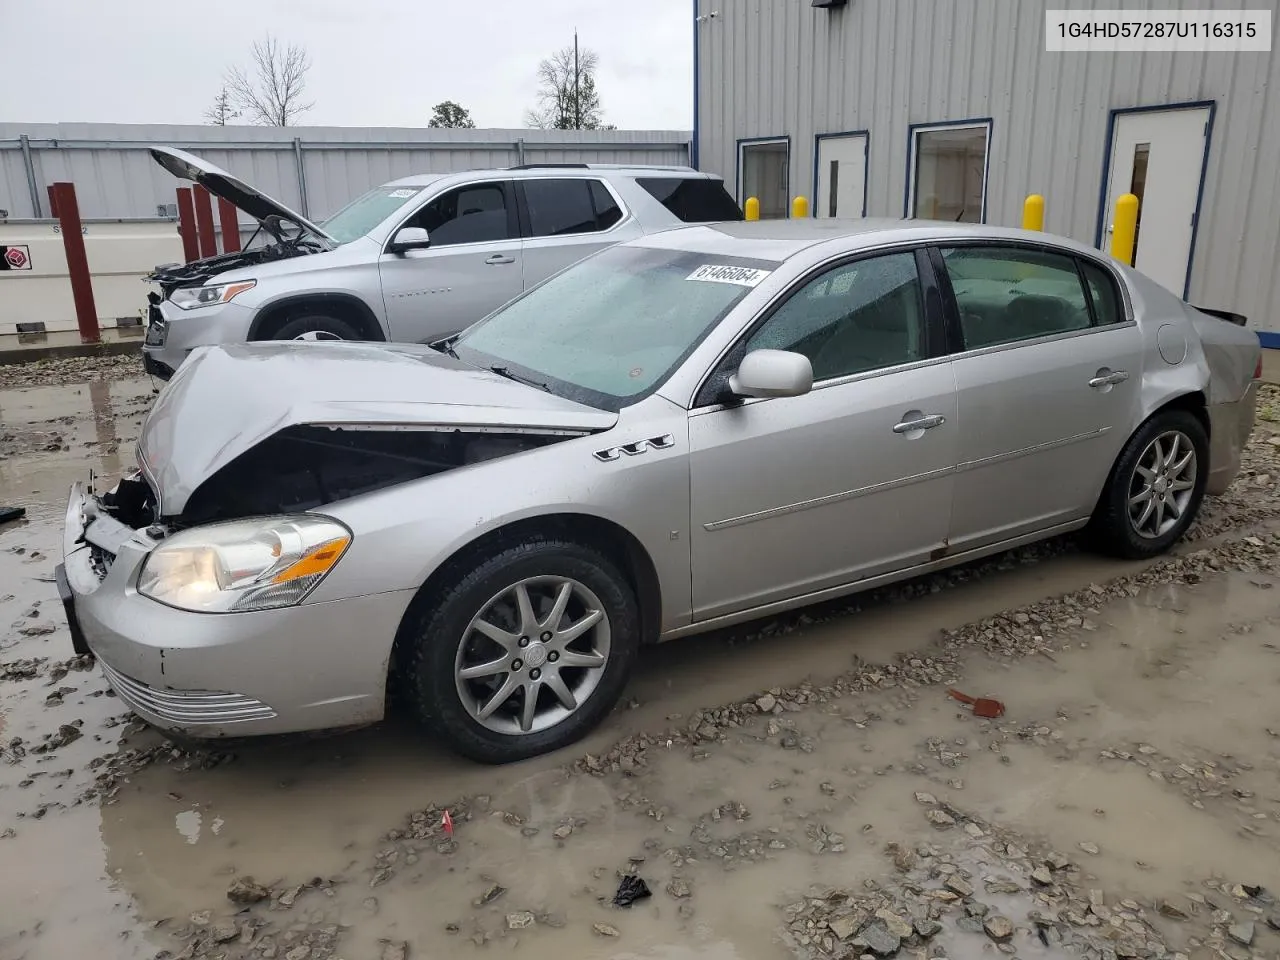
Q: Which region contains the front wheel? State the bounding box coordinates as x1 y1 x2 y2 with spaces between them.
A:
402 539 639 764
270 313 362 342
1090 409 1209 559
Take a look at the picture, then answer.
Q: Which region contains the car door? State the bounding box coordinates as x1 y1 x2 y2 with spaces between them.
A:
687 249 958 622
935 243 1145 552
377 180 523 342
516 178 641 287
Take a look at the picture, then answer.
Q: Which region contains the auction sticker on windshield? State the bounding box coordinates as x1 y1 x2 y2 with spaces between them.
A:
686 264 771 287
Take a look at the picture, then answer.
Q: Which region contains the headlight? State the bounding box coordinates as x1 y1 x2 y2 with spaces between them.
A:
169 280 256 311
137 516 351 613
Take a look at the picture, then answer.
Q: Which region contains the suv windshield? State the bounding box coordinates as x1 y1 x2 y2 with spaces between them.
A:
453 245 780 411
321 185 426 244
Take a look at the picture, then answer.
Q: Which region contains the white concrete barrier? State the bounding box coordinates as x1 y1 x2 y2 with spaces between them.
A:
0 220 184 335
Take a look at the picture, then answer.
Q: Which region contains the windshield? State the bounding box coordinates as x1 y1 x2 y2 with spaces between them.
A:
453 245 779 411
320 184 425 244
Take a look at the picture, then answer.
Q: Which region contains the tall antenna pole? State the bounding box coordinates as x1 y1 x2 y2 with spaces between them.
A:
574 30 581 129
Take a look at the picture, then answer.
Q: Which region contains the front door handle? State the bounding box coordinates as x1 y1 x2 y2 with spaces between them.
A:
1088 369 1130 389
893 413 946 434
485 254 516 265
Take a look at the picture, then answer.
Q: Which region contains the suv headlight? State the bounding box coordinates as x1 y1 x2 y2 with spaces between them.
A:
137 516 351 613
170 280 256 310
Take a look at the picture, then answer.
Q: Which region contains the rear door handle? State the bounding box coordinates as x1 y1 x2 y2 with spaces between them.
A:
893 414 946 434
485 254 516 265
1088 370 1130 388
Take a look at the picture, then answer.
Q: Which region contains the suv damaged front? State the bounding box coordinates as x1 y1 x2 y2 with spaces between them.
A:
142 147 338 378
57 338 619 737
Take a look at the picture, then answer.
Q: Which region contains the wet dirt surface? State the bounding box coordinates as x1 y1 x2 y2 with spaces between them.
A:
2 358 1280 960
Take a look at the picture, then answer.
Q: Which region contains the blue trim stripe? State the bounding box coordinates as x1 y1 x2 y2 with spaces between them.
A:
691 0 700 170
1257 331 1280 349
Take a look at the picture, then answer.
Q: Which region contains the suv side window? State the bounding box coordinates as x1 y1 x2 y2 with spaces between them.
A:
636 177 744 222
523 179 622 237
744 251 925 381
939 245 1092 349
410 182 513 247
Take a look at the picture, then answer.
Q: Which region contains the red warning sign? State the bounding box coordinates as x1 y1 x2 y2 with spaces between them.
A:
1 245 32 270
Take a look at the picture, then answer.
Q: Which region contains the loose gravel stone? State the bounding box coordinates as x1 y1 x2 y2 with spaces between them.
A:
984 915 1014 942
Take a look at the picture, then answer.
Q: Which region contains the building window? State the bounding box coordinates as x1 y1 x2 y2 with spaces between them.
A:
738 138 790 219
908 121 991 223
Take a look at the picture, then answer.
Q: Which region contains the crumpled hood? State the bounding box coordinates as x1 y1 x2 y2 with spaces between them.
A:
138 341 618 515
150 146 334 243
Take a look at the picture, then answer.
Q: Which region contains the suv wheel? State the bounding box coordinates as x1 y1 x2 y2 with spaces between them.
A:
402 538 639 764
271 314 362 342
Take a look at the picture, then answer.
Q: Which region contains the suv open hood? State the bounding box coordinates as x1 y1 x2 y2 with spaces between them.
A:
150 146 335 244
138 341 617 515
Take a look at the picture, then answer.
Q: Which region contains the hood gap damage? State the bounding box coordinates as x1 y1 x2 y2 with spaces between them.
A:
170 425 581 526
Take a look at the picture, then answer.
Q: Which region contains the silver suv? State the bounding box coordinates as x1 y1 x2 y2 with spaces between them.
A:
142 147 742 380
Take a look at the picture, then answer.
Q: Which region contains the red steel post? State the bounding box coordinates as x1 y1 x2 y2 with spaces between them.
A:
46 184 59 218
48 182 100 343
192 184 217 259
217 197 241 253
175 187 200 263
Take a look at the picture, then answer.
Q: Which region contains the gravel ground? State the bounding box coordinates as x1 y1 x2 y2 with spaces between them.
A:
2 382 1280 960
0 352 147 390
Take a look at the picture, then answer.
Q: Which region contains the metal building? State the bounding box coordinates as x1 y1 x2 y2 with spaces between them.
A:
693 0 1280 343
0 123 694 223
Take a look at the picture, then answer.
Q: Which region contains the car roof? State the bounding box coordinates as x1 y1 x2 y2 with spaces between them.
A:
383 164 711 190
629 219 1115 263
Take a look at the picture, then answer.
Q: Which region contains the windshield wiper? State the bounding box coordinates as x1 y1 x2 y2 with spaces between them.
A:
429 334 461 359
489 364 550 392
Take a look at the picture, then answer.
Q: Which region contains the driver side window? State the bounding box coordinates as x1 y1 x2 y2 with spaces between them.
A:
744 252 925 382
408 182 514 247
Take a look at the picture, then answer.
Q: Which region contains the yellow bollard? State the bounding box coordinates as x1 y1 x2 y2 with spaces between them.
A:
791 195 809 218
744 197 760 221
1111 193 1139 265
1022 194 1045 232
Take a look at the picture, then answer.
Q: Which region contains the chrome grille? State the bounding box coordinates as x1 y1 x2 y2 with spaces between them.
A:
97 658 276 725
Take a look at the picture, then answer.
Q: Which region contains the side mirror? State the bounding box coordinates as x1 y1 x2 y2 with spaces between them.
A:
728 349 813 399
388 226 431 254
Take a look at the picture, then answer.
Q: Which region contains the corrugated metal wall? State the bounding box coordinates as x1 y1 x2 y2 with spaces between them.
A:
0 123 693 223
695 0 1280 335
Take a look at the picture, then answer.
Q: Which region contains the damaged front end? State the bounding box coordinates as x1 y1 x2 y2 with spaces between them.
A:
175 424 573 526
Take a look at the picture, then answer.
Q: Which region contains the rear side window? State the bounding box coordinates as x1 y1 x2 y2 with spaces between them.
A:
637 177 744 223
1079 260 1123 326
523 179 621 237
940 246 1092 350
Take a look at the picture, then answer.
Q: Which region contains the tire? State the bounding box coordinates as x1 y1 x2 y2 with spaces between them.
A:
269 313 362 342
1089 409 1209 559
403 538 640 764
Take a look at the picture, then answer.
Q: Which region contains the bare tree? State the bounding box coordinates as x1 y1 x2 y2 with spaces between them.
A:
203 87 240 125
525 36 608 130
227 35 314 127
429 100 476 129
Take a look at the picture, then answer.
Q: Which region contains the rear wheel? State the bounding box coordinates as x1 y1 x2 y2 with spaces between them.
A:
1090 409 1208 559
402 539 639 764
270 313 362 342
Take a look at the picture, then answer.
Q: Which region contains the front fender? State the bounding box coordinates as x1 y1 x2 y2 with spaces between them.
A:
312 399 695 630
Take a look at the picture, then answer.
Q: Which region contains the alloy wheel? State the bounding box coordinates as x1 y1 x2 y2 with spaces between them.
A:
454 576 611 736
293 330 345 342
1127 430 1197 539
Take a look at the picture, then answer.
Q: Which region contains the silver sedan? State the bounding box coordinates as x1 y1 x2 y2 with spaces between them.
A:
58 220 1260 763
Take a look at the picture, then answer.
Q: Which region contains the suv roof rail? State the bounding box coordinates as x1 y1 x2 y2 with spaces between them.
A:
507 163 590 170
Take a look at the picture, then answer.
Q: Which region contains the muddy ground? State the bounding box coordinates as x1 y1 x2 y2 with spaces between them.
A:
2 355 1279 960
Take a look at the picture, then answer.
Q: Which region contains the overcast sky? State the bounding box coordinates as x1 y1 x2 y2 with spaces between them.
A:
0 0 693 130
